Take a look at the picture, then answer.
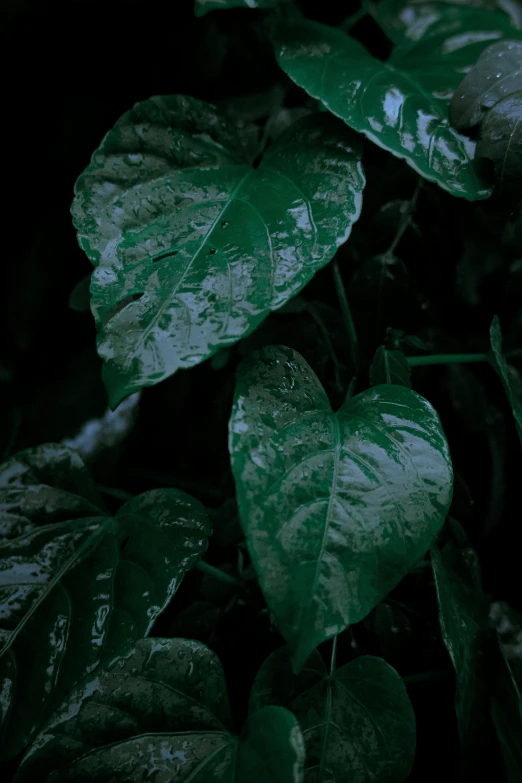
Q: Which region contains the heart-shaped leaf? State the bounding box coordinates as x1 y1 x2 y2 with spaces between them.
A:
272 19 490 198
0 444 211 761
195 0 288 15
432 540 522 781
72 97 365 407
16 638 305 782
250 646 416 782
228 346 453 669
490 315 522 447
450 40 522 130
370 345 412 387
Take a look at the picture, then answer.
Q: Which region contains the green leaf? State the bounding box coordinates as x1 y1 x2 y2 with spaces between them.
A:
490 315 522 447
431 541 491 763
72 97 365 407
432 540 522 780
369 1 516 47
195 0 288 16
272 20 490 199
450 40 522 130
228 346 453 669
250 646 416 782
384 7 522 112
0 444 211 761
370 345 412 387
476 91 522 204
17 638 305 782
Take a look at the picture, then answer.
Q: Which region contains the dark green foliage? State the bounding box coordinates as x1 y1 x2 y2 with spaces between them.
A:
2 0 522 781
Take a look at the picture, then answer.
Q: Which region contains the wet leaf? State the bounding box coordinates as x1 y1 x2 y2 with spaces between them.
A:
17 638 305 782
370 345 412 387
229 346 453 669
68 274 91 313
490 315 522 447
0 445 211 761
72 97 365 407
250 646 416 782
273 19 490 198
369 1 517 47
195 0 288 16
476 91 522 205
450 40 522 130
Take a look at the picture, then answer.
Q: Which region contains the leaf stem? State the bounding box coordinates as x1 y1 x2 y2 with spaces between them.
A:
339 6 367 31
407 353 489 367
195 560 244 587
332 259 359 373
96 484 134 501
403 669 452 687
387 178 423 258
330 635 338 675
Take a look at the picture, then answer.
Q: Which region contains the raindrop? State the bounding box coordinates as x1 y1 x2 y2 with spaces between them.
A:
221 221 228 228
209 247 217 255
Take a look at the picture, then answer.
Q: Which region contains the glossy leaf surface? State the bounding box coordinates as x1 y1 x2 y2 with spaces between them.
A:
490 315 522 447
229 346 453 669
476 91 522 203
195 0 287 15
17 638 305 782
369 1 517 46
72 97 364 407
432 541 522 779
450 40 522 130
0 445 211 761
250 646 416 782
273 20 489 198
370 346 412 388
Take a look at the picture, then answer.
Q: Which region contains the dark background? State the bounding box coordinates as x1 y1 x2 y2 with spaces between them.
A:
1 1 521 780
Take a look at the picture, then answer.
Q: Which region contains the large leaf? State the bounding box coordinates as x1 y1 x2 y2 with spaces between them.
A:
370 345 412 387
369 1 517 46
476 91 522 203
450 40 522 130
195 0 287 15
272 20 490 198
17 638 305 782
228 346 453 669
375 5 522 112
490 314 522 447
72 97 365 407
250 646 416 782
432 540 522 780
0 444 211 761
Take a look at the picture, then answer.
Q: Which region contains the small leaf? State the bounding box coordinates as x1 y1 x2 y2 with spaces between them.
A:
450 40 522 130
273 19 490 198
370 345 412 387
0 445 211 761
229 346 453 669
250 646 416 782
72 97 365 407
476 91 522 205
17 638 305 782
490 315 522 447
195 0 288 17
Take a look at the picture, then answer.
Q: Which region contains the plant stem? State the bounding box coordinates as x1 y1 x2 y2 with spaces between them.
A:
195 560 244 588
96 484 134 501
403 669 452 687
330 635 338 676
339 6 367 31
407 353 489 367
332 259 359 373
387 178 423 258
